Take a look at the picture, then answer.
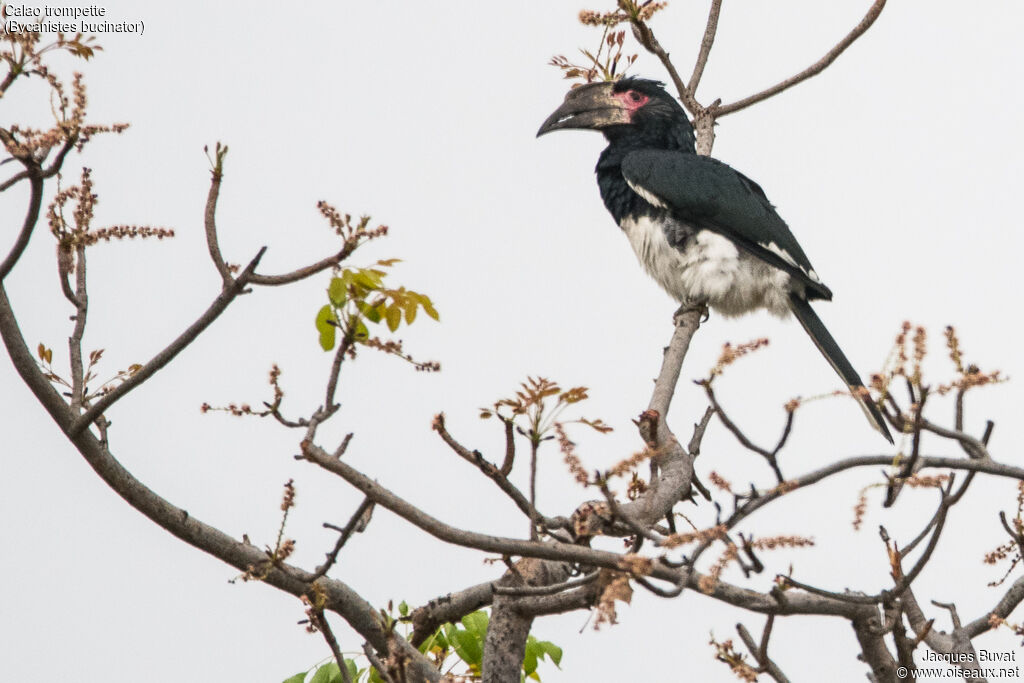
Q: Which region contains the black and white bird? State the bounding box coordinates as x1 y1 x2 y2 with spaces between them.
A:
537 77 892 443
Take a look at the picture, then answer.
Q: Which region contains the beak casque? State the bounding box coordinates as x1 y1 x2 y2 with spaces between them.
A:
536 81 629 137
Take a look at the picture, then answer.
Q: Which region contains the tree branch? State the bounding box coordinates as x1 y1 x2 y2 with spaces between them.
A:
203 147 233 288
433 414 570 534
687 0 723 98
69 247 267 435
715 0 887 116
0 174 43 280
312 497 375 580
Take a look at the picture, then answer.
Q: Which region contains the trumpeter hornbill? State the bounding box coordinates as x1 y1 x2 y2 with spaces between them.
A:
538 77 893 443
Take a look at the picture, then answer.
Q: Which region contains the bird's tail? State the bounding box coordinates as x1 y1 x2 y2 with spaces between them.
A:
788 294 893 444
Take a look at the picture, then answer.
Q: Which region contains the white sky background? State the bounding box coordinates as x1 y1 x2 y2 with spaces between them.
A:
2 1 1024 680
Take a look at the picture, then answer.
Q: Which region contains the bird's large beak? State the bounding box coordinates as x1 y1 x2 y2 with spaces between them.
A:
536 82 629 137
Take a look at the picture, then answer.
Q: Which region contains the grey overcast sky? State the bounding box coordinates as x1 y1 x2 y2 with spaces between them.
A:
3 1 1024 681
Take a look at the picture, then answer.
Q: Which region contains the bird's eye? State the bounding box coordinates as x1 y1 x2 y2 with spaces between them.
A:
629 91 642 102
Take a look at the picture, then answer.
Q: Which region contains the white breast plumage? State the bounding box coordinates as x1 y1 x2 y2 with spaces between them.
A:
619 215 793 318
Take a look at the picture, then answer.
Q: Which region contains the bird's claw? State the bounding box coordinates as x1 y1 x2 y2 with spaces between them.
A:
673 300 709 325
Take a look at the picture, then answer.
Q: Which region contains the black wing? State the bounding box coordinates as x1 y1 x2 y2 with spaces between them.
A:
621 150 832 301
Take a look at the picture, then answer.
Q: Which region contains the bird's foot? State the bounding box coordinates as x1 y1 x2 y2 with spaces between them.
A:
673 299 709 325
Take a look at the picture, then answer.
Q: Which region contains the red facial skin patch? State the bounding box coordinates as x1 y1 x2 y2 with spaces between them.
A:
612 89 650 118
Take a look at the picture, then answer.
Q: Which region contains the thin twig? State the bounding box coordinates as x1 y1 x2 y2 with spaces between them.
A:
491 570 600 597
0 174 43 280
433 414 568 532
687 406 715 456
687 0 723 97
715 0 887 116
629 20 696 112
598 479 662 544
885 478 955 601
247 245 359 287
362 643 396 683
499 418 515 476
634 574 685 598
901 472 973 556
312 497 375 580
309 609 353 683
70 247 267 434
203 147 233 288
704 382 784 482
324 334 352 411
737 616 790 683
67 243 89 414
779 574 877 605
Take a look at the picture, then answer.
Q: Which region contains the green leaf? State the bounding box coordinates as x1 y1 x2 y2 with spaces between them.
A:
281 673 307 683
402 297 418 324
522 644 538 676
328 278 347 306
354 319 370 341
357 300 382 323
385 303 402 332
353 269 382 290
536 640 563 667
309 662 339 683
345 659 359 681
461 610 488 635
420 626 449 653
449 629 484 670
398 600 409 617
420 294 439 321
316 305 336 351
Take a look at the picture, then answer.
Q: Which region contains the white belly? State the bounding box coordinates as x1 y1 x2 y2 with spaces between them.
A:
620 215 792 318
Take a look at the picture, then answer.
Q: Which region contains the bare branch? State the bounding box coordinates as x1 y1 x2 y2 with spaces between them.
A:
410 581 494 647
68 244 88 412
324 334 352 412
499 416 515 476
629 21 695 112
687 0 723 97
362 643 396 683
716 0 887 116
852 610 898 682
491 570 600 597
737 616 790 683
302 441 663 575
703 381 785 483
433 414 570 534
964 575 1024 638
70 247 267 435
247 244 359 287
687 406 715 456
309 609 353 683
0 174 43 280
312 497 375 580
203 145 233 288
